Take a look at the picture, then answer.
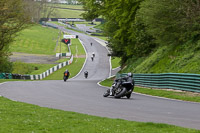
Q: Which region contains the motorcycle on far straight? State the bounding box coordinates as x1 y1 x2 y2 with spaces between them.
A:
103 74 134 99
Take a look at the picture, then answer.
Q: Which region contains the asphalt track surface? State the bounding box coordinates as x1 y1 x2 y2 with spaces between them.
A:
1 24 200 130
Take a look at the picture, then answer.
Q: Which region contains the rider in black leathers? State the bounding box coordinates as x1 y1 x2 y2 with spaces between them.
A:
63 69 70 81
110 73 133 96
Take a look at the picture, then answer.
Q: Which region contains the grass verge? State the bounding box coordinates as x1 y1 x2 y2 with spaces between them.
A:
0 96 199 132
111 57 121 69
0 79 31 83
44 58 85 80
12 62 55 75
99 78 200 103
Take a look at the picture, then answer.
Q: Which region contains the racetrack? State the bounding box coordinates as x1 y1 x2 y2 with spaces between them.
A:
0 24 200 130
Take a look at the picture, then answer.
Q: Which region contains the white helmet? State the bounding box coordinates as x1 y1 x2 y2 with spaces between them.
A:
127 73 132 77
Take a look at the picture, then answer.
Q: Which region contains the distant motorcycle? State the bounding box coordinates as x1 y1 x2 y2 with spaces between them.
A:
84 71 88 78
103 74 134 99
63 70 70 82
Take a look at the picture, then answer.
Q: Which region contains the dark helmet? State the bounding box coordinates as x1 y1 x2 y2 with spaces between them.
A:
127 73 132 77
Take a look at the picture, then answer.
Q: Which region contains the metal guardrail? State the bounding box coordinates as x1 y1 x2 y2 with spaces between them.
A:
117 73 200 93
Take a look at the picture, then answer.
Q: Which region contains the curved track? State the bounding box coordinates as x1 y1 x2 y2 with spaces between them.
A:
0 24 200 130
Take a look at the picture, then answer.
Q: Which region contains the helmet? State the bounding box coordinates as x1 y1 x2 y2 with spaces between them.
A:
127 73 132 77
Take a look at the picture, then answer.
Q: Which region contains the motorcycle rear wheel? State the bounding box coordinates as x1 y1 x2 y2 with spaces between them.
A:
114 87 127 98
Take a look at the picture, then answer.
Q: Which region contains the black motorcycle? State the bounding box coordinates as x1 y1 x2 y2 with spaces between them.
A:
103 76 134 99
84 71 88 78
63 71 70 82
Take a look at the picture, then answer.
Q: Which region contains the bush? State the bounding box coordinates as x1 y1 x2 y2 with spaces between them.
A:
0 56 13 73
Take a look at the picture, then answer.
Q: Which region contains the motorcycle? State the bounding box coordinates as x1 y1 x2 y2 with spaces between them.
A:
103 76 134 99
63 71 70 82
84 71 88 78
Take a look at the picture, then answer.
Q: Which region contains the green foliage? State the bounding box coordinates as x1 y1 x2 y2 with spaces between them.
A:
122 40 200 74
137 0 200 46
0 0 31 73
104 0 144 62
78 0 104 21
0 96 199 132
0 56 13 73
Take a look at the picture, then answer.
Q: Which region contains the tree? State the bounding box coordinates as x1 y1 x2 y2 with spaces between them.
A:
78 0 105 21
0 0 31 72
79 0 155 63
137 0 200 46
40 0 58 21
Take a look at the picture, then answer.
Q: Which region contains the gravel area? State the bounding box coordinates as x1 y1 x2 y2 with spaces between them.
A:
9 52 59 64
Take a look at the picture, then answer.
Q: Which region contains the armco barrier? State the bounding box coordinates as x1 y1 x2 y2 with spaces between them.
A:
116 73 200 93
0 73 12 79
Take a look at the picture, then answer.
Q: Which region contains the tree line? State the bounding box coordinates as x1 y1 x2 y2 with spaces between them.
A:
0 0 60 72
78 0 200 64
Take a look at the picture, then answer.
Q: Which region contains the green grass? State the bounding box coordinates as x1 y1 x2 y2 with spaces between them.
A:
44 58 85 80
0 96 199 133
52 8 84 18
94 23 104 30
8 35 85 80
53 4 83 10
70 39 85 55
12 62 55 75
99 78 200 103
122 40 200 74
111 57 121 69
55 58 69 63
10 25 61 55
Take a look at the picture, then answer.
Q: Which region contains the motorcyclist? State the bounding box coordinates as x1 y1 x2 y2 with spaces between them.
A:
92 52 95 57
63 69 70 81
110 73 133 96
84 71 88 78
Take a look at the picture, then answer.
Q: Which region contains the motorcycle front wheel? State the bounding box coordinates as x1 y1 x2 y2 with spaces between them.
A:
114 87 127 98
63 77 67 82
126 93 131 99
103 89 110 97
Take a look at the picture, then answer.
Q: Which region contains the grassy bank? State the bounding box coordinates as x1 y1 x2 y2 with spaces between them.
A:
12 62 55 75
10 25 61 55
122 41 200 74
111 57 121 69
0 96 199 132
99 78 200 103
